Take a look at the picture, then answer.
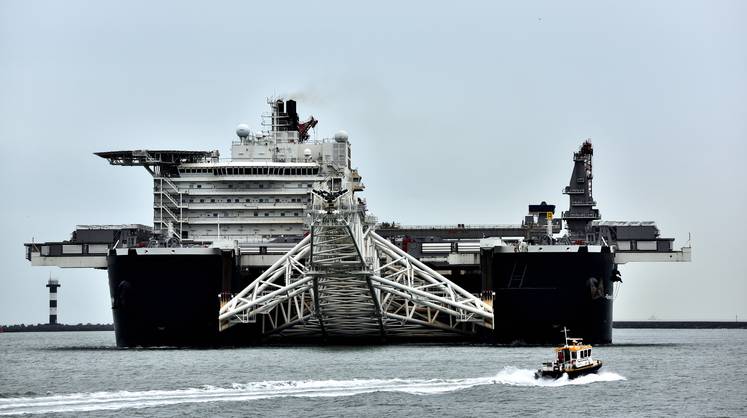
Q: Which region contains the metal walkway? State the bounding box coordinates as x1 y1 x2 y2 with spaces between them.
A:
218 188 493 340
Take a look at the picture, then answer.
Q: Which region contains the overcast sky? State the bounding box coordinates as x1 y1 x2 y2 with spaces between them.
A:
1 1 745 325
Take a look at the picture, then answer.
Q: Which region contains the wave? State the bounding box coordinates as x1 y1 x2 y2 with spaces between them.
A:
0 368 625 415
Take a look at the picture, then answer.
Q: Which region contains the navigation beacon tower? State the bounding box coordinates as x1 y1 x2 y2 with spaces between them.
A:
46 277 60 325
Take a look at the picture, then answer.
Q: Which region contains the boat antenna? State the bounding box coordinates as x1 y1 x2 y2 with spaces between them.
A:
562 326 569 344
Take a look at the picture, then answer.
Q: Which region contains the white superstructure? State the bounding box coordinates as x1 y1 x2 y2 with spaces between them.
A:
99 99 365 245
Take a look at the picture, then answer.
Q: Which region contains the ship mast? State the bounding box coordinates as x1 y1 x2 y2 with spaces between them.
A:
562 140 601 243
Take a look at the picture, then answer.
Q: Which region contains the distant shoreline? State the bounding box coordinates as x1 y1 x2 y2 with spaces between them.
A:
0 324 114 332
1 322 745 333
613 321 747 329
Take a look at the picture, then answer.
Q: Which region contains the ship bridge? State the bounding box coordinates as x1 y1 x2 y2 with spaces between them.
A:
218 188 494 341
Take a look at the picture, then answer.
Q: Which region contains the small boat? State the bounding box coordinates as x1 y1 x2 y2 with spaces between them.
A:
535 327 603 379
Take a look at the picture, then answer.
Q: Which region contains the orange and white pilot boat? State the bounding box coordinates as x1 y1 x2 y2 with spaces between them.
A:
535 327 603 379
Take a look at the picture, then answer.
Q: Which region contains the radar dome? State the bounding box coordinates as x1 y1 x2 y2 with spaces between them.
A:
236 123 251 139
334 130 349 142
303 148 312 158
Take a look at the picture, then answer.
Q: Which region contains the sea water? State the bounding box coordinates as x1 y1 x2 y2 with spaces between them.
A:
0 329 745 416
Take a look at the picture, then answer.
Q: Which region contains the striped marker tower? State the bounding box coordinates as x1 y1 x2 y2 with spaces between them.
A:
46 277 61 325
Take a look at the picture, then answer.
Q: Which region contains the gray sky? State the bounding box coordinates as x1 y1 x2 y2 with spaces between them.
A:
1 1 745 324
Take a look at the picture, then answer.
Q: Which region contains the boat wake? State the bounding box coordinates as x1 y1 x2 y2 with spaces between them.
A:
495 367 626 387
0 367 625 415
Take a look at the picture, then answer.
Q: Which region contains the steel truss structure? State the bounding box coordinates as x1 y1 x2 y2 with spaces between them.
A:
219 189 493 340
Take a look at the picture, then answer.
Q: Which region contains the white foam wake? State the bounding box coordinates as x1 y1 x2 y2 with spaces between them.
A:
0 368 625 415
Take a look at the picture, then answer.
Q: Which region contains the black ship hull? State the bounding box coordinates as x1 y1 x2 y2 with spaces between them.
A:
481 247 616 344
107 247 616 347
107 250 261 347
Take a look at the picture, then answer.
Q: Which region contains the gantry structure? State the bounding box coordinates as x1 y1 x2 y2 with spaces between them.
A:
218 186 494 340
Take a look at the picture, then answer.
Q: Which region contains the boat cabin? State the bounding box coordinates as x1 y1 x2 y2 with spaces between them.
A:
554 338 595 370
